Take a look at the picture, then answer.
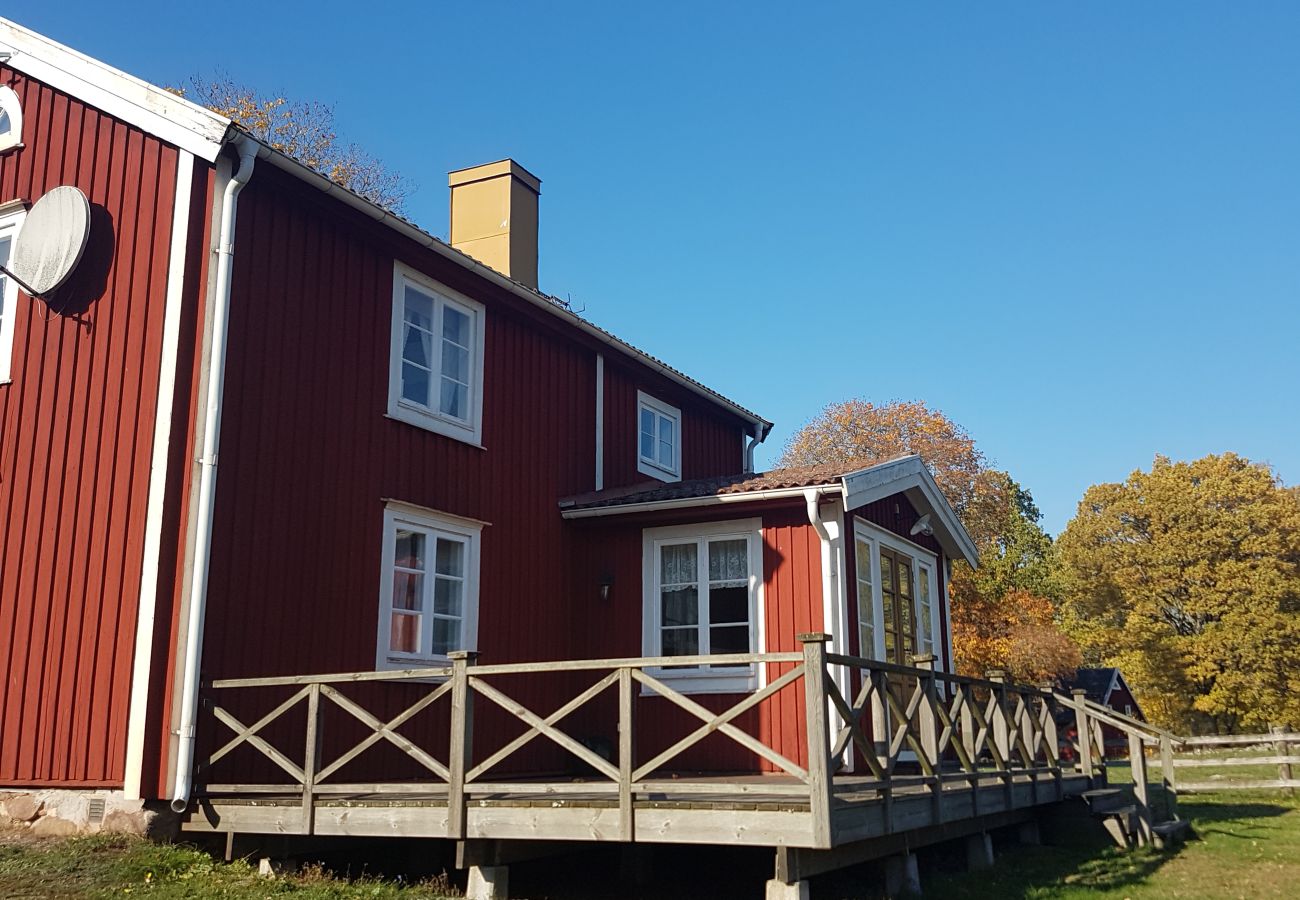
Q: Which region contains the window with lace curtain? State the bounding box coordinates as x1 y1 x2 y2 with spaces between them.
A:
387 262 485 444
642 519 762 694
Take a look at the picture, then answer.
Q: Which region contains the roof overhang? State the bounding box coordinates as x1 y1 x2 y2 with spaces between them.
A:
560 484 841 520
0 17 231 162
841 455 980 567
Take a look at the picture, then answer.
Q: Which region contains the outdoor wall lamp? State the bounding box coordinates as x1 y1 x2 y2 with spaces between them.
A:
598 573 614 602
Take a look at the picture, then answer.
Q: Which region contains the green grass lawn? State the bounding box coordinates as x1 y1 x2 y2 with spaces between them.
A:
0 832 457 899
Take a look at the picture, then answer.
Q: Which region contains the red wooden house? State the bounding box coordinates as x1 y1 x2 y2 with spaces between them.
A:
1064 668 1146 759
0 16 981 840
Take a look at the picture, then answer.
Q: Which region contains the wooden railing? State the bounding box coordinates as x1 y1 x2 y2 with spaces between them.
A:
196 635 1110 848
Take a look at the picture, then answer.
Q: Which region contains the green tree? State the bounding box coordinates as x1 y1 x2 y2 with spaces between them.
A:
1056 453 1300 732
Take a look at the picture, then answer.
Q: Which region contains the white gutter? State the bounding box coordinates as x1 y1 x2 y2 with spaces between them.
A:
170 135 258 813
123 148 195 800
250 145 772 436
560 483 845 519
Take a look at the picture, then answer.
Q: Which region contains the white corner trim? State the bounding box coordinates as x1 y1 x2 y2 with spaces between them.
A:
0 17 228 161
123 149 194 800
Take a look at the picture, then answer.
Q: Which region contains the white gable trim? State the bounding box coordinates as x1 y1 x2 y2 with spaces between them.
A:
0 17 229 161
842 455 979 567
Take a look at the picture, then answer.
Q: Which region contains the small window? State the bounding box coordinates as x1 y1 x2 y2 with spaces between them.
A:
643 519 762 694
0 86 21 153
388 263 485 444
636 391 681 482
916 562 935 658
377 502 482 669
0 205 27 383
854 535 877 659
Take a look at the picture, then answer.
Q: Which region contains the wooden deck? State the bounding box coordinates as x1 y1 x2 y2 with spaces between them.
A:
185 770 1092 848
181 636 1105 853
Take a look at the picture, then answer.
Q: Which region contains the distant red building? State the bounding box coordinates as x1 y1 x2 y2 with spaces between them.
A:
1065 668 1146 758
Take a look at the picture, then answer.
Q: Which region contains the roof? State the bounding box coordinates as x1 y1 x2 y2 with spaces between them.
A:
559 454 982 567
1065 668 1119 703
0 16 772 435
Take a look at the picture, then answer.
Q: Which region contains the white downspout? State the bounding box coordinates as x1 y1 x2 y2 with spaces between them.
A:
170 136 258 813
806 488 848 766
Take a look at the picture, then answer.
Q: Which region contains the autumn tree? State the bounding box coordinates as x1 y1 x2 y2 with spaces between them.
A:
177 74 412 213
780 399 1079 681
1056 453 1300 732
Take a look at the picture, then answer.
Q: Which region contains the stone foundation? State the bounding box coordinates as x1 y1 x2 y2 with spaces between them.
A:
0 790 170 837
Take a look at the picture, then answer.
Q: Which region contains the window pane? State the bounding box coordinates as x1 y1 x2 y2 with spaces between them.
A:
442 343 470 384
402 362 429 405
898 561 913 598
392 571 423 611
880 554 893 584
434 577 463 618
439 379 469 419
658 416 674 466
660 543 697 585
432 616 460 656
402 319 432 368
0 109 9 135
708 539 747 582
435 538 464 576
855 539 872 584
709 625 749 654
395 529 426 570
443 304 470 347
661 628 698 656
639 407 656 460
708 585 748 625
858 623 875 658
661 586 698 627
390 612 419 653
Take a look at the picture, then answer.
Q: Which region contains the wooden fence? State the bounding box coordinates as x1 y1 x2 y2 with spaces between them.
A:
196 635 1099 847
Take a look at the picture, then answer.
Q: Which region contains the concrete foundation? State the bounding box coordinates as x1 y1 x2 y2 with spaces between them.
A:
965 832 994 870
883 851 921 896
764 878 810 900
1016 821 1042 846
466 864 509 900
0 790 158 836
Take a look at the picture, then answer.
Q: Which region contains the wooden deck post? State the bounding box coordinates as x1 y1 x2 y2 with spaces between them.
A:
988 670 1012 807
1160 734 1178 819
799 633 834 849
448 650 480 840
1071 689 1094 780
300 682 323 834
1129 730 1153 845
912 654 942 823
1274 726 1295 798
618 666 635 841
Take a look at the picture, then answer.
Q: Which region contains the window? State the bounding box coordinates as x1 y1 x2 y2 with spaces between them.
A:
636 391 681 482
388 263 485 444
377 502 482 669
0 204 26 384
642 519 763 693
0 86 21 154
854 534 876 659
852 519 941 665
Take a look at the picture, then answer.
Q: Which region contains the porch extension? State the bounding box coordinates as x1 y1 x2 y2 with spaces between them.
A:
182 636 1105 886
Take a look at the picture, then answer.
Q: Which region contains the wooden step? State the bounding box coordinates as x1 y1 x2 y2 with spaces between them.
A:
1081 788 1128 814
1152 819 1191 849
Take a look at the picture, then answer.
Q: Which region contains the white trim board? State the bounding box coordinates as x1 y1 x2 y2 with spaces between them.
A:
0 17 229 161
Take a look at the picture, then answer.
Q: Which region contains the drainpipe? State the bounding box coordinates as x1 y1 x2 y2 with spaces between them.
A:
805 489 837 632
744 422 769 473
171 135 258 813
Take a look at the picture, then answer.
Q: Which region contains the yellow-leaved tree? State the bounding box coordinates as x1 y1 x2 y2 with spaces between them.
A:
781 398 1079 682
1056 453 1300 732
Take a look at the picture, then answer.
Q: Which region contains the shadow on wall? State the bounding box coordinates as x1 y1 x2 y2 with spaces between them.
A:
41 202 113 320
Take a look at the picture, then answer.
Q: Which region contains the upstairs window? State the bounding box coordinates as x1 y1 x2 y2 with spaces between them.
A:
377 502 482 669
637 391 681 482
0 205 26 383
0 86 21 153
388 263 485 445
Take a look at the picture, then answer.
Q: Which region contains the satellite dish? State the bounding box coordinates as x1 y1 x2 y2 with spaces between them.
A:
6 185 91 297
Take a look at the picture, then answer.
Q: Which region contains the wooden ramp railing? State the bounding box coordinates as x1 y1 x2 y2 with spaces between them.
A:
196 636 1106 848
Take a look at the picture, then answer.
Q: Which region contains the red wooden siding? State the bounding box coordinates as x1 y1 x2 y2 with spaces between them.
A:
191 166 754 788
0 70 188 786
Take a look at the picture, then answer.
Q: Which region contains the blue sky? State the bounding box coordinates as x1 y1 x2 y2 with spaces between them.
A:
13 2 1300 534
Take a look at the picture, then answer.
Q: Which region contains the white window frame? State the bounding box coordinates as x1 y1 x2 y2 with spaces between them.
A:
387 262 486 446
851 519 942 666
0 204 27 384
636 391 682 482
0 86 22 154
376 501 483 671
642 518 764 694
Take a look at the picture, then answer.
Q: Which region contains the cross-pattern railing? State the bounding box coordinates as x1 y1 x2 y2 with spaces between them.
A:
196 635 1110 848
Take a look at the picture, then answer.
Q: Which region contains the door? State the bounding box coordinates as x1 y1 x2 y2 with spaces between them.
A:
879 547 916 666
